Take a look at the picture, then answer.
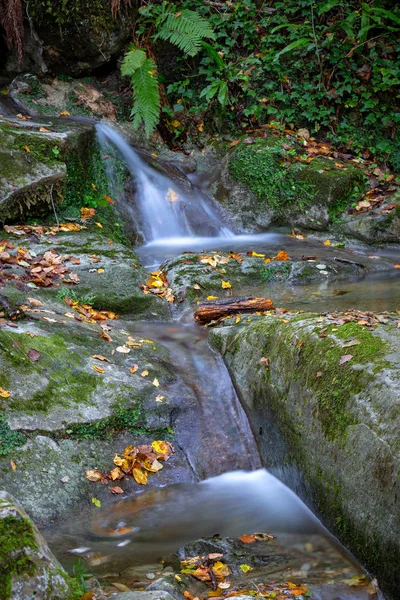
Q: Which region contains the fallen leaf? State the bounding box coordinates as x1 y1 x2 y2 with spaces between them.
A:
110 467 123 480
60 475 70 483
339 354 353 365
10 459 16 471
101 330 113 342
92 354 110 362
342 339 361 348
91 497 101 507
239 534 256 543
239 564 253 573
104 195 114 204
93 365 105 374
109 486 124 494
95 222 103 228
59 110 71 117
274 250 290 261
323 240 331 246
212 561 231 578
129 364 139 374
221 280 231 289
97 268 105 273
207 296 219 301
86 469 102 482
260 357 269 368
0 387 10 398
132 467 148 485
39 126 50 133
141 370 149 377
155 394 165 402
27 348 41 362
152 377 160 387
116 345 130 353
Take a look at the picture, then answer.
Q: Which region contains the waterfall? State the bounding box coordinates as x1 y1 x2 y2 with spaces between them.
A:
96 123 233 242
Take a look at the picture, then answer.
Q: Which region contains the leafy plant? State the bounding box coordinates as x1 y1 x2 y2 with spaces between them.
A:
121 3 215 136
56 288 96 306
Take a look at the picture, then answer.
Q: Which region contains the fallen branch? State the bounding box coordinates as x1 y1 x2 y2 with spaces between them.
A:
194 296 274 324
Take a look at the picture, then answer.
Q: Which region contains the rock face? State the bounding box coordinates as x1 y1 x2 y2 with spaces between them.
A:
0 491 74 599
0 117 95 222
194 138 365 233
210 314 400 599
4 2 139 76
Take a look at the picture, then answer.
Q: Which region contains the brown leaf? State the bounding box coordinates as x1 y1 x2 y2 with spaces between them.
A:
27 348 41 361
85 469 102 482
339 354 353 365
109 486 124 494
10 459 17 471
132 467 148 485
239 534 256 543
130 364 139 374
92 354 110 362
101 330 113 342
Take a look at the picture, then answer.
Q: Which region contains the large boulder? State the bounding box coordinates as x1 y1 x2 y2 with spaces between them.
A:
4 1 139 76
0 491 75 599
193 137 366 233
0 117 95 222
210 313 400 599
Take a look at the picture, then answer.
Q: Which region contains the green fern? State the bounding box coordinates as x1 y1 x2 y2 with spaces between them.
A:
121 47 146 76
121 48 160 137
156 9 215 57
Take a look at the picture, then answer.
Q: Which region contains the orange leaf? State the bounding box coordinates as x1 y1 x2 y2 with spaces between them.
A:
10 459 17 471
93 365 105 374
104 195 114 204
130 364 139 374
239 534 255 543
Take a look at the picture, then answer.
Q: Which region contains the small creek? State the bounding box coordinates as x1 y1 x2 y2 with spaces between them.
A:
27 122 394 597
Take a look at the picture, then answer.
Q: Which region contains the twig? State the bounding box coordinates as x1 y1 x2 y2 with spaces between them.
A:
49 183 59 227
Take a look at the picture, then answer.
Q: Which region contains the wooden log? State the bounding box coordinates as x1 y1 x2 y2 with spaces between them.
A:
194 296 274 324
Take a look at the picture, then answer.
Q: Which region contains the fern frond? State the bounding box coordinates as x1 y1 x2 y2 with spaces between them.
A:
130 58 160 138
156 9 215 57
121 47 146 77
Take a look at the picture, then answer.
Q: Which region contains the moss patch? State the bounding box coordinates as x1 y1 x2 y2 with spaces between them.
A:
0 416 26 456
0 514 39 599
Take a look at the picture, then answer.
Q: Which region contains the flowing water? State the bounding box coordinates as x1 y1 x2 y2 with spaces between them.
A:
44 123 393 596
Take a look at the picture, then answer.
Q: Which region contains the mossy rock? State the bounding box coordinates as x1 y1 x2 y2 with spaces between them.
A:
22 1 138 76
197 137 366 232
210 315 400 599
0 117 95 223
0 490 77 599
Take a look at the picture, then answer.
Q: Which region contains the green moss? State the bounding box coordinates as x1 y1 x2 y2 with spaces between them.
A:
0 330 99 413
299 322 388 441
10 132 63 166
0 416 26 456
259 262 291 282
0 515 39 599
229 139 315 215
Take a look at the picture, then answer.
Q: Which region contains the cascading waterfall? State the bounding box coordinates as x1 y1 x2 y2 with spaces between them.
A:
96 123 233 242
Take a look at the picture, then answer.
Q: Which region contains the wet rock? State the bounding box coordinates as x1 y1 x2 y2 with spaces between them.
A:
193 139 365 233
0 490 73 599
210 314 400 599
339 195 400 244
162 249 393 307
0 116 95 222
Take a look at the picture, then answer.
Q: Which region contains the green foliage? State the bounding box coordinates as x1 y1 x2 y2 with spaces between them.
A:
229 140 315 214
155 8 215 56
152 0 399 167
0 415 26 456
122 4 215 136
0 515 38 599
56 288 95 306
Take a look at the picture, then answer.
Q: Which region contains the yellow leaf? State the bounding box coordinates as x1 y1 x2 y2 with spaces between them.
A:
133 467 148 485
251 251 265 257
152 440 174 457
155 395 165 402
323 240 331 246
91 497 101 507
175 575 182 582
221 280 231 289
197 121 204 132
166 188 179 204
110 467 123 480
0 387 10 398
10 459 17 471
171 119 181 128
235 316 241 324
59 111 71 117
93 365 105 374
85 469 102 482
141 370 149 377
239 564 253 573
212 561 231 578
24 145 30 153
207 296 219 300
97 268 105 273
152 377 160 387
95 222 103 228
91 183 97 191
